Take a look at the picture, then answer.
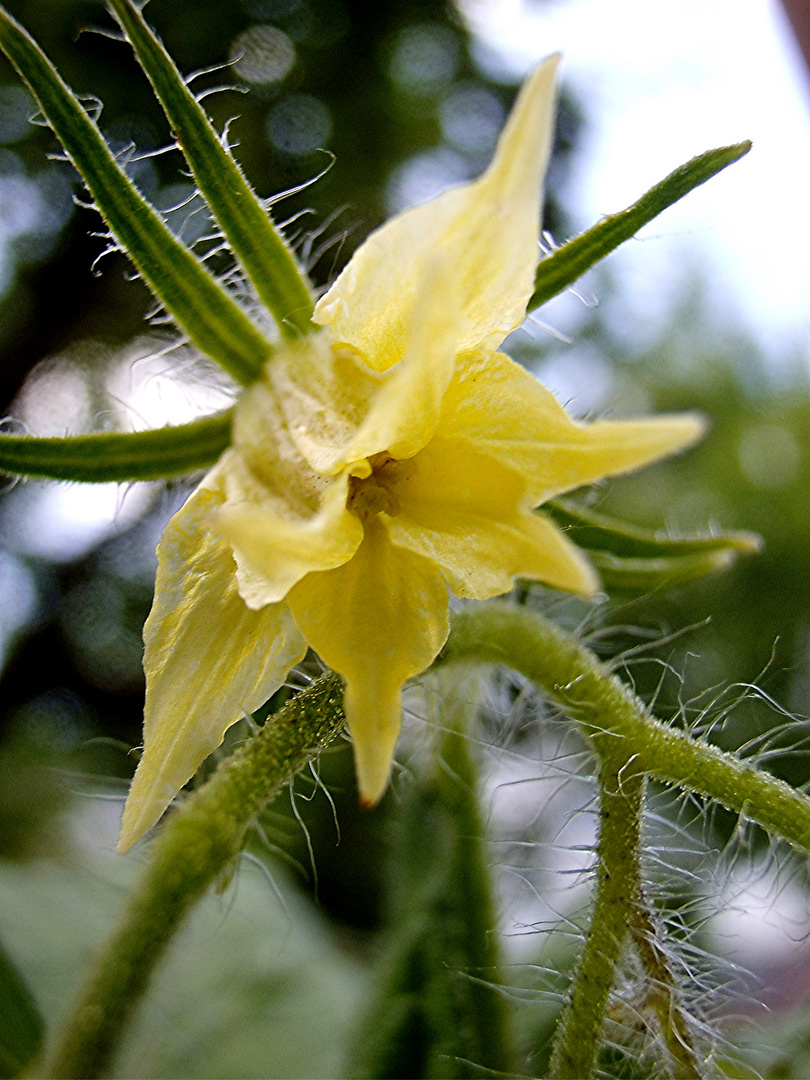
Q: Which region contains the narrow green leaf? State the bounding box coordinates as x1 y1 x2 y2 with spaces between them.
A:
529 142 752 311
588 548 743 595
545 497 761 559
108 0 315 339
542 498 761 595
0 941 44 1079
0 8 272 386
0 411 231 482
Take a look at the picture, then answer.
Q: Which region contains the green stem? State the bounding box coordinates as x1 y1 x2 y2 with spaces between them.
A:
549 759 644 1080
440 603 810 853
433 671 513 1076
630 899 703 1079
40 673 345 1080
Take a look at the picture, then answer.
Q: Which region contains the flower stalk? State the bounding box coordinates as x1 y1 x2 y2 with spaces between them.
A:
548 759 645 1079
440 603 810 853
548 753 703 1079
39 673 345 1080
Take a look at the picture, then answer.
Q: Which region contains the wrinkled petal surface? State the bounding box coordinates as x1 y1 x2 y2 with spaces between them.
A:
313 56 560 368
286 519 449 805
215 463 363 608
388 435 598 597
270 262 459 475
118 478 307 852
439 350 706 503
262 333 383 477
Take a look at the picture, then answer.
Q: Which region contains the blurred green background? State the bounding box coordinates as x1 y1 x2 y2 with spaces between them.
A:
0 0 807 1076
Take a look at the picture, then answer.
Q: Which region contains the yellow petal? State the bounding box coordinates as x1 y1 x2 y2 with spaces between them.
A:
388 435 598 598
286 519 449 805
231 364 348 517
439 350 706 503
270 261 459 474
312 56 561 369
118 480 306 852
261 332 385 477
214 467 364 607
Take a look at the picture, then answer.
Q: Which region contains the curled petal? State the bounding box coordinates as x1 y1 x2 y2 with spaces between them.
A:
389 435 598 598
270 260 459 474
313 56 560 369
214 468 364 607
286 519 449 805
261 333 385 478
118 479 307 852
439 350 706 504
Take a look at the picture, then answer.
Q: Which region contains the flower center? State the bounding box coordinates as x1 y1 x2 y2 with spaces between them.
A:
346 451 416 522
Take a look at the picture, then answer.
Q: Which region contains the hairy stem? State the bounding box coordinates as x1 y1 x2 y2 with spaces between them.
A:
630 899 703 1079
441 603 810 853
40 673 345 1080
549 758 644 1079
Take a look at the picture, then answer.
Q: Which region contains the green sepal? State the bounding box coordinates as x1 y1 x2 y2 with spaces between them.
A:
588 548 745 595
0 8 272 386
0 940 44 1079
108 0 315 340
544 497 761 595
545 497 761 559
0 410 231 482
528 142 751 311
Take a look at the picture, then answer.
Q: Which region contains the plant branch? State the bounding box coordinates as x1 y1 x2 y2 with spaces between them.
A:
40 673 345 1080
549 757 644 1079
440 603 810 854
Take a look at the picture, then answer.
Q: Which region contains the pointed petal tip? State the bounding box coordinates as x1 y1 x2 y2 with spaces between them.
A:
668 411 709 448
358 793 382 812
353 737 396 809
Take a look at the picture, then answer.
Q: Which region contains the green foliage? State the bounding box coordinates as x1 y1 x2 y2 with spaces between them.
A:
350 675 511 1079
544 496 760 595
108 0 314 339
0 4 802 1080
0 938 43 1078
0 5 274 385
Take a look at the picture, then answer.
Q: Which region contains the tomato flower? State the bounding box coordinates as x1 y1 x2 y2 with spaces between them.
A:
118 56 703 852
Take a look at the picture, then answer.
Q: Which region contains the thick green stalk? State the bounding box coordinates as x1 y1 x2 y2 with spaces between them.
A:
441 603 810 853
528 142 751 312
0 410 231 482
0 7 272 385
108 0 315 338
549 761 644 1080
549 747 702 1079
40 673 345 1080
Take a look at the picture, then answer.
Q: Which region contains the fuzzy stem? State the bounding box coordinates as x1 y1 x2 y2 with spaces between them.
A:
549 759 644 1079
548 752 703 1078
440 603 810 853
40 673 345 1080
630 899 703 1078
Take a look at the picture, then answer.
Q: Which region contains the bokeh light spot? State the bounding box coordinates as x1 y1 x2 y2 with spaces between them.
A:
230 25 296 84
385 148 469 215
389 24 459 93
738 424 801 490
267 94 332 154
0 85 35 144
440 83 505 153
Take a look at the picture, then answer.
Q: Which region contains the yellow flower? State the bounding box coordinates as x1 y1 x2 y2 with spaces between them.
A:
118 56 703 853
